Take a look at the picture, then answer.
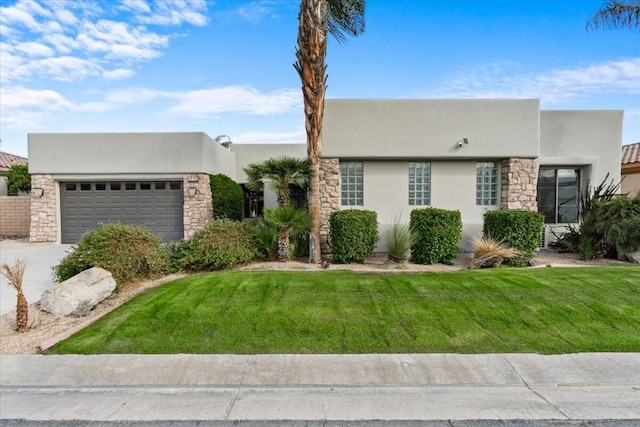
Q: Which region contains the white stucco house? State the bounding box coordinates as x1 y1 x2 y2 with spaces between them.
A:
28 98 623 252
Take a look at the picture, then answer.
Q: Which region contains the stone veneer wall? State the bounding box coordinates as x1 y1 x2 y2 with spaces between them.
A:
29 174 58 242
500 158 538 211
319 158 340 254
183 173 213 240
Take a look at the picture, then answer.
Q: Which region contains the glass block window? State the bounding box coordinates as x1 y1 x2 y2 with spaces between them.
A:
476 162 499 205
408 162 431 205
340 161 363 206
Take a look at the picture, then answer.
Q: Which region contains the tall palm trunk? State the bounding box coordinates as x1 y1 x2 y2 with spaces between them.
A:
295 0 328 264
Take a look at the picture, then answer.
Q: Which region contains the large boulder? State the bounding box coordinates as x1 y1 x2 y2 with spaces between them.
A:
626 252 640 264
39 267 116 317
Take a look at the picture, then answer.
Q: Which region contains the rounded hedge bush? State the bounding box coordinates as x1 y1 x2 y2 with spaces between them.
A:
483 210 544 266
210 174 244 221
410 207 462 265
53 223 168 289
329 209 379 263
181 219 259 271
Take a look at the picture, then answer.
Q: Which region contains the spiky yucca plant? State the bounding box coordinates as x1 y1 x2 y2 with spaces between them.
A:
471 236 520 269
1 259 28 332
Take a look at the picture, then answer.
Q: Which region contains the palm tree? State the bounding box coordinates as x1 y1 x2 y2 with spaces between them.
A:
264 205 311 261
294 0 366 264
243 156 312 207
1 260 28 332
587 0 640 31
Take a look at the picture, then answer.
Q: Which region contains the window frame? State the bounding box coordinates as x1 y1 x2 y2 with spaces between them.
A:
340 161 364 206
408 161 431 206
537 167 581 224
475 161 499 206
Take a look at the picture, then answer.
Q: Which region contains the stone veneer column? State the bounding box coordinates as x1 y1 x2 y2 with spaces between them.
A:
500 158 538 211
183 173 213 240
29 174 58 242
319 158 340 254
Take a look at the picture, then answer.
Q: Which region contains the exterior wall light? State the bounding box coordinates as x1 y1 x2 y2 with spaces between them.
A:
456 138 469 148
32 187 44 197
188 187 198 198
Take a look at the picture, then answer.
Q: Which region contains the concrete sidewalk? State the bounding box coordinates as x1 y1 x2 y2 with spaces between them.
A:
1 353 639 425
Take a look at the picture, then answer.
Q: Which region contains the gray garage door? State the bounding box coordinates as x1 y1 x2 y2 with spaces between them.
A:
61 181 183 243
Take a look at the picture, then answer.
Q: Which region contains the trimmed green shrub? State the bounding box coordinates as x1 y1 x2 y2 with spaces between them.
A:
53 223 168 289
483 210 544 266
410 208 462 265
330 209 379 263
6 164 30 194
181 219 259 271
210 174 244 221
163 240 189 273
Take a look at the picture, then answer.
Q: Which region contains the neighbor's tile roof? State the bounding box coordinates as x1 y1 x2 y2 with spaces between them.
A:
622 142 640 165
0 151 28 169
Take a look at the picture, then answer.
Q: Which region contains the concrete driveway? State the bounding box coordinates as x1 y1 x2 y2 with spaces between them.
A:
0 239 72 315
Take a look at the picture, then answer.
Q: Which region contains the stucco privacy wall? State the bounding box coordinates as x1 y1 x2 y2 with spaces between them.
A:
29 175 57 242
323 99 540 159
0 196 30 236
539 111 623 185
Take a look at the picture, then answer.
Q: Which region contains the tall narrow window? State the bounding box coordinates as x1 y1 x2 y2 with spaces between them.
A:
476 162 498 205
340 161 363 206
409 162 431 205
537 168 580 223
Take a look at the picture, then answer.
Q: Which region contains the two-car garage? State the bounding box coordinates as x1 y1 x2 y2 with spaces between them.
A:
60 181 184 243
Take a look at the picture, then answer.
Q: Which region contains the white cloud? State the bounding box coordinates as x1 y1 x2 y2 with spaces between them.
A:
0 86 74 126
14 41 55 58
102 68 135 80
167 86 302 116
234 1 279 24
427 58 640 103
133 0 209 26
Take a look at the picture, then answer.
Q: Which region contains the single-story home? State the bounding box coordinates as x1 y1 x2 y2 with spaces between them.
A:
28 99 623 252
621 142 640 197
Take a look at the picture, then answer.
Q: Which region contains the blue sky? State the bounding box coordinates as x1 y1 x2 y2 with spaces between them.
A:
1 0 638 157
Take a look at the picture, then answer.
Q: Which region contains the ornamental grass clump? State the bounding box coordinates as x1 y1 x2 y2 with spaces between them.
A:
471 235 520 269
1 259 28 332
383 216 416 263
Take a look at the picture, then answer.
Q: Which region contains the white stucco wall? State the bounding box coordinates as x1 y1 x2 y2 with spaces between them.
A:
28 132 236 178
344 160 499 252
323 99 540 159
539 111 623 185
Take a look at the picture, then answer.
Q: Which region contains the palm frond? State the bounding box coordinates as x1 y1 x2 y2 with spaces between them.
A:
586 0 640 31
327 0 366 44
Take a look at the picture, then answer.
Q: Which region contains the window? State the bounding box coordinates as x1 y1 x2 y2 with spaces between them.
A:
537 168 580 223
409 162 430 205
80 183 91 191
340 161 363 206
95 183 106 191
476 162 498 205
110 183 121 191
65 183 76 191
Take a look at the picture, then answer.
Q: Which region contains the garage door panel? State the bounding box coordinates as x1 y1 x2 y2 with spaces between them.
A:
61 181 184 243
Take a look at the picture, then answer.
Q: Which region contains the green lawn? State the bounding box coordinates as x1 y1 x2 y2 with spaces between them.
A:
48 267 640 355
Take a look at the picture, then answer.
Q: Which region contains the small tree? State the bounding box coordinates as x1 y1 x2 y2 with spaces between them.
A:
264 205 311 261
6 164 30 195
1 259 28 332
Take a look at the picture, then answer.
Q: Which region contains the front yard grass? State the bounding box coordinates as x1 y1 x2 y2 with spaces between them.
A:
48 267 640 355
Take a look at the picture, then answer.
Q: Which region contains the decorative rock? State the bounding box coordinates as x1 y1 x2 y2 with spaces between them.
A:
39 267 116 317
625 252 640 264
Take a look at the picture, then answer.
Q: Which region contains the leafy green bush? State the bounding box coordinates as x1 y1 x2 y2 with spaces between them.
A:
53 223 168 288
330 209 379 263
181 219 259 271
6 164 30 194
594 194 640 254
483 210 544 266
163 241 189 273
210 174 244 221
410 208 462 265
